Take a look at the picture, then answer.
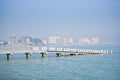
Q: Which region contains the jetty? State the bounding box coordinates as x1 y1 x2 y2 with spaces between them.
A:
0 45 112 59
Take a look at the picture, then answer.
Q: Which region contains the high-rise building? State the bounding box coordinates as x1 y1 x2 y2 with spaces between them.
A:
79 37 100 44
91 37 99 44
42 40 47 45
20 36 33 45
8 36 18 45
48 36 61 45
79 37 91 44
64 37 73 44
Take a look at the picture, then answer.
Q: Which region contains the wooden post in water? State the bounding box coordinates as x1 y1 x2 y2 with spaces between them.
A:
25 53 29 59
56 53 60 57
6 53 10 59
41 53 45 57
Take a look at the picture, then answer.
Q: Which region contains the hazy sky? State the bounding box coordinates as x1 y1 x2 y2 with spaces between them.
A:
0 0 120 44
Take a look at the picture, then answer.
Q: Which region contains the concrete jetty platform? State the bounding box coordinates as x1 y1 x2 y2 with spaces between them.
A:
0 45 112 59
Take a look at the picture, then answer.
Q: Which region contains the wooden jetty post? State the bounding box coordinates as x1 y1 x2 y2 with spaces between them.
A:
6 53 10 59
41 52 46 57
56 53 61 57
25 52 30 59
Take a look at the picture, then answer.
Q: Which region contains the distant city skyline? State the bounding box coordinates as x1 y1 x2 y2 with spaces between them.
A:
0 35 101 45
0 0 120 44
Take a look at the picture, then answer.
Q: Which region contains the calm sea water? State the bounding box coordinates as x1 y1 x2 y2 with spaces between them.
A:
0 44 120 80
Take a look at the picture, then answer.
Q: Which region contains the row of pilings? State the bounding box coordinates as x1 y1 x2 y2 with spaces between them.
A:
5 51 111 59
5 52 64 59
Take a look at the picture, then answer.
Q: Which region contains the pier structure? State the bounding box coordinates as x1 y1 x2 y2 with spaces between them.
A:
0 45 112 59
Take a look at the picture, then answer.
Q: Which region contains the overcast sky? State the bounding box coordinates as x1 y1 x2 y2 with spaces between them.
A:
0 0 120 44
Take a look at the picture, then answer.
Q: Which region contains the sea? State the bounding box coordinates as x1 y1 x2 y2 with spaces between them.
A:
0 44 120 80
